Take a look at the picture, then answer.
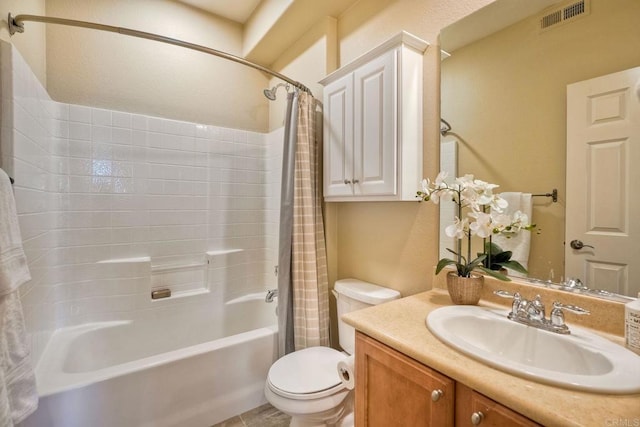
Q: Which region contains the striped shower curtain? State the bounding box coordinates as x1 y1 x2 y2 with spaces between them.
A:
277 91 329 357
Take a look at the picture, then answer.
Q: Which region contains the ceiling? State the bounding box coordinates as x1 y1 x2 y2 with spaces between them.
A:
174 0 360 65
175 0 262 23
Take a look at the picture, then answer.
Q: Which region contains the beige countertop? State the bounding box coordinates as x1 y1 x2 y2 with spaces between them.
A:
342 289 640 427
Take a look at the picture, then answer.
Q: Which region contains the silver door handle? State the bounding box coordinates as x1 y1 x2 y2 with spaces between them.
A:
570 240 594 250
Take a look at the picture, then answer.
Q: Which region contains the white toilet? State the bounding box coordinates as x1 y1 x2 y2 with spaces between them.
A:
265 278 401 427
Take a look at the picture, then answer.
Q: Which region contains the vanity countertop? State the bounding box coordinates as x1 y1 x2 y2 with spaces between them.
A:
342 289 640 427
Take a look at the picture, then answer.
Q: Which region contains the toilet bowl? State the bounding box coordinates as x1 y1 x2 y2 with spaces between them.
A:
265 279 401 427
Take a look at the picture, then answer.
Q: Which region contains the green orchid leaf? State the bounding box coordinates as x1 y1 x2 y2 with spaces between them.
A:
500 260 528 274
476 266 511 281
436 258 458 274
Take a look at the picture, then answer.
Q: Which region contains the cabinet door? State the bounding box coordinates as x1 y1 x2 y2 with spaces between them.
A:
455 384 541 427
355 332 455 427
323 73 354 197
353 49 397 196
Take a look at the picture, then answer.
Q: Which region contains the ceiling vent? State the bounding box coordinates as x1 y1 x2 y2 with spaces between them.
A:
539 0 590 31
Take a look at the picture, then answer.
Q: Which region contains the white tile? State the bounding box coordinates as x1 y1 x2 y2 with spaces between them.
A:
132 114 148 130
112 111 132 129
92 108 112 126
112 128 132 145
69 105 92 123
69 122 91 140
92 125 112 143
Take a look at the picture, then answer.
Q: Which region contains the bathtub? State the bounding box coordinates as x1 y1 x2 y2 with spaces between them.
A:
23 293 278 427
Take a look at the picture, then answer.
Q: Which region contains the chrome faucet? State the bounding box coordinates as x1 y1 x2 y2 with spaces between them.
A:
265 288 278 303
494 290 589 334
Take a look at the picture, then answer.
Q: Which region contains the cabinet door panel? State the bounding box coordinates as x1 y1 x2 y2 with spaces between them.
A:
324 73 354 197
455 384 541 427
353 49 397 196
356 332 454 427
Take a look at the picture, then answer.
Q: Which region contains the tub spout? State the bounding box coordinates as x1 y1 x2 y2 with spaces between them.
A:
265 289 278 303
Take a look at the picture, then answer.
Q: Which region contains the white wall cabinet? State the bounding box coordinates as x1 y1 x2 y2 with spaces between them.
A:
320 32 429 202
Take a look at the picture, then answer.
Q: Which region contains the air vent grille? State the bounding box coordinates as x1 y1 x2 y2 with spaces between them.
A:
540 0 589 31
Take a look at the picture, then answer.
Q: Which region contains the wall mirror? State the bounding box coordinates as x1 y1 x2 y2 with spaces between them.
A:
439 0 640 298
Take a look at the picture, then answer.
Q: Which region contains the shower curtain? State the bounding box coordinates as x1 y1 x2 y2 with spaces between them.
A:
277 91 329 357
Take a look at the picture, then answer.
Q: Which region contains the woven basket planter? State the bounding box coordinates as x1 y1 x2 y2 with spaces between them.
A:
446 271 483 305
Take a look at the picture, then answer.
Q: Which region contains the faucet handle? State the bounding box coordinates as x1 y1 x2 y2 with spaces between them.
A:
552 301 590 315
550 301 590 328
494 290 522 314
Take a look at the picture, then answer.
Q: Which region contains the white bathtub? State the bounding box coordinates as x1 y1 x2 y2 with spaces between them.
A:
23 294 278 427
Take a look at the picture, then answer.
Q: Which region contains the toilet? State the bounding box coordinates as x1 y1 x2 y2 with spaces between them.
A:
265 278 401 427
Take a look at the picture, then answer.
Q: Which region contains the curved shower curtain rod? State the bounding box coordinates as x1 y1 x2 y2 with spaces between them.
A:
7 13 312 95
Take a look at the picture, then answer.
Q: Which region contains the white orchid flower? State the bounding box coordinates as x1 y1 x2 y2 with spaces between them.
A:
491 213 513 233
434 171 449 188
468 211 492 238
445 217 468 239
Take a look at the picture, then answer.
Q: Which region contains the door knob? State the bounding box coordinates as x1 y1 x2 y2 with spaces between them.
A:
570 240 594 250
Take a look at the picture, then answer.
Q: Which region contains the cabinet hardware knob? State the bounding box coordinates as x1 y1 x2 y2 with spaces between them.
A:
344 179 352 184
353 179 360 184
430 389 443 402
471 411 485 425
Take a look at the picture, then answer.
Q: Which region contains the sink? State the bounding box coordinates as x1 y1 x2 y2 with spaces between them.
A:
426 305 640 394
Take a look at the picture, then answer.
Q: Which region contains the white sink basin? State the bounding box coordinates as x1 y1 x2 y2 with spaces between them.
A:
426 305 640 394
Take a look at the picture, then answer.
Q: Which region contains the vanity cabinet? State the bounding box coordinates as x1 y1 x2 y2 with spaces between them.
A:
320 32 428 202
455 384 540 427
355 332 455 426
355 332 541 427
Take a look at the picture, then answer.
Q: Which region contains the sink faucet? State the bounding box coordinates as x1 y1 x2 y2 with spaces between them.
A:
494 290 589 334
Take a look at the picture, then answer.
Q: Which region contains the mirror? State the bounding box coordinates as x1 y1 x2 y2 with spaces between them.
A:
440 0 640 297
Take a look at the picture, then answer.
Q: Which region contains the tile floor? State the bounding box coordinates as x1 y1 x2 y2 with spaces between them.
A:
212 403 290 427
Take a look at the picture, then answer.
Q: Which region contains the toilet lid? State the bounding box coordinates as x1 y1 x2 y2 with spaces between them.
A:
268 346 346 395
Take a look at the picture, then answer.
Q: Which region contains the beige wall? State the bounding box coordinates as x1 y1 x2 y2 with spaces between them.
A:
0 0 47 86
44 0 270 131
441 0 640 280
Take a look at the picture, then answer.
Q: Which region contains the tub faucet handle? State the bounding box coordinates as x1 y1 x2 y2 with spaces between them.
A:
265 289 278 303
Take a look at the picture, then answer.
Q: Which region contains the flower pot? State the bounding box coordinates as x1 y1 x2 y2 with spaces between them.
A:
446 271 483 305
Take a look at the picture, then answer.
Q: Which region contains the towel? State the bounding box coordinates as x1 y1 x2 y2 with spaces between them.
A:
0 170 30 298
0 168 38 425
493 192 533 278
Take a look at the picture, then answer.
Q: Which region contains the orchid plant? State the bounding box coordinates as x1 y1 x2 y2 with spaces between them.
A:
417 172 535 281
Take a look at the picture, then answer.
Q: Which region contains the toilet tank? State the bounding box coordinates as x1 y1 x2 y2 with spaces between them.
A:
334 278 401 354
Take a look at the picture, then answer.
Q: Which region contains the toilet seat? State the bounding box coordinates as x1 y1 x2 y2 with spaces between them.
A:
267 346 347 400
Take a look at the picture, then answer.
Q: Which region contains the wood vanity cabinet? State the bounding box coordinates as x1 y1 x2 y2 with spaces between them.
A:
355 332 541 427
355 332 455 426
455 384 541 427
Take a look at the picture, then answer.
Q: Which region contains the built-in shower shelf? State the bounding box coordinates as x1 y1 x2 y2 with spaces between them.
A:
151 262 207 273
97 256 151 264
205 249 243 257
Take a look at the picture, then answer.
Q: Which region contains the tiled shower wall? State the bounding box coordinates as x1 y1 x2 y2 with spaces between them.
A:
1 42 281 357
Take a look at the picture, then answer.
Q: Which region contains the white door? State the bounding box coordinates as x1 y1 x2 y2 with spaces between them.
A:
566 66 640 297
353 49 397 196
323 73 354 197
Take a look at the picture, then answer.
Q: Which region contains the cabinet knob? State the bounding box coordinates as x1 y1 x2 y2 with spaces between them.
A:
471 411 485 425
344 179 352 184
430 389 443 402
353 179 360 184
